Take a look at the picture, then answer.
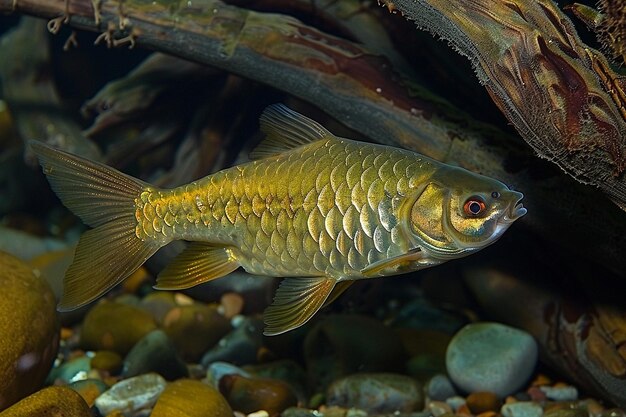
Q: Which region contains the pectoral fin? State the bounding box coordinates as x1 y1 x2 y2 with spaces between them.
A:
155 243 239 290
263 276 336 336
361 248 429 277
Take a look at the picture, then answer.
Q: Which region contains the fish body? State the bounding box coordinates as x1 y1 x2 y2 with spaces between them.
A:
32 104 526 335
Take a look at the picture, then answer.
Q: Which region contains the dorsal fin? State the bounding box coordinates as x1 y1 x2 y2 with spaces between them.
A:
250 104 333 160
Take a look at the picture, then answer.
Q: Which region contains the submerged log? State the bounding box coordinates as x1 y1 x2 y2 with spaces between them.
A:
390 0 626 212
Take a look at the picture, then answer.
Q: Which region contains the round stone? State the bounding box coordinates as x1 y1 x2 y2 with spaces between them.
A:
95 373 166 416
446 322 538 397
502 401 544 417
80 301 157 355
0 251 58 411
91 350 123 374
327 373 424 414
151 379 233 417
0 386 91 417
465 391 502 414
161 303 231 361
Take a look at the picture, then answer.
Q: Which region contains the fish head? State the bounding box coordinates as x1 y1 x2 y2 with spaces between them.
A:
408 166 526 259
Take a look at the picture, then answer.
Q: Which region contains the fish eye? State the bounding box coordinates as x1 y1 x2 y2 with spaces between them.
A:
463 197 486 216
491 191 500 199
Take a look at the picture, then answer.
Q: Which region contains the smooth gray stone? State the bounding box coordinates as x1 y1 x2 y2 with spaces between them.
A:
446 322 538 397
95 373 166 416
327 373 423 414
502 402 544 417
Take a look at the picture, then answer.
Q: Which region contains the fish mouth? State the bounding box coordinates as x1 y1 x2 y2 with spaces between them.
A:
503 194 527 223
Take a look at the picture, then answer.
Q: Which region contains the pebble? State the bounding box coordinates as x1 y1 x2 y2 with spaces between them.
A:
220 292 245 319
122 329 188 380
304 315 406 391
466 392 502 414
139 291 179 325
427 400 453 417
69 378 109 407
501 401 544 417
46 355 91 384
161 303 231 361
540 385 578 401
151 379 233 417
0 251 58 411
446 322 538 396
243 360 308 403
543 408 588 417
206 361 252 387
327 373 424 414
91 350 123 374
0 386 91 417
81 301 158 355
201 316 264 367
426 374 457 401
95 373 166 416
446 396 466 412
219 373 298 416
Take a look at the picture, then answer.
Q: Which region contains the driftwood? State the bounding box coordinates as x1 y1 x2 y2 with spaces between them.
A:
1 0 626 278
391 0 626 211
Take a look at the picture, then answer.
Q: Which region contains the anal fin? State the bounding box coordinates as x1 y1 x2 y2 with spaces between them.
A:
263 276 336 336
155 243 239 290
322 280 353 308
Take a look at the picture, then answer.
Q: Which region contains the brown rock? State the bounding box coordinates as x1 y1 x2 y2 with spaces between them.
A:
151 379 232 417
466 391 502 414
219 374 298 416
0 251 58 411
80 301 157 355
162 303 230 361
0 386 91 417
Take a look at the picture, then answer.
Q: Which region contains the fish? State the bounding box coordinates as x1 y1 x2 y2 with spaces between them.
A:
31 104 527 335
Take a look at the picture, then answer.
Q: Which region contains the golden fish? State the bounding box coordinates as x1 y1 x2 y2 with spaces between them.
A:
31 104 526 335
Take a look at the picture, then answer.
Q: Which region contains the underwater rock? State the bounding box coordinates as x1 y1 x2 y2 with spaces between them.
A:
399 328 451 379
243 360 308 404
304 314 406 391
46 355 91 384
446 322 538 397
161 302 231 361
206 361 252 387
391 296 468 333
465 391 502 414
122 329 188 380
0 251 58 411
80 301 157 355
91 350 123 374
540 385 578 401
0 386 91 417
139 292 179 325
219 373 298 416
151 379 233 417
220 292 245 319
201 316 264 367
69 378 109 407
327 373 424 414
426 374 457 401
94 373 166 416
501 401 544 417
0 227 67 262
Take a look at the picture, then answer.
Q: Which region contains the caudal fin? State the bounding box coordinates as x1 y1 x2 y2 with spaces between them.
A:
30 141 162 311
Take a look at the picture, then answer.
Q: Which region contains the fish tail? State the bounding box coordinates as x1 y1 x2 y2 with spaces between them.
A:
30 141 162 311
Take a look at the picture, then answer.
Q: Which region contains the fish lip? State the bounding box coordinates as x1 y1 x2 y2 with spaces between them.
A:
503 199 527 223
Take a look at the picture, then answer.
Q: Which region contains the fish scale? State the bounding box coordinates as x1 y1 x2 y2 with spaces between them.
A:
137 137 434 278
